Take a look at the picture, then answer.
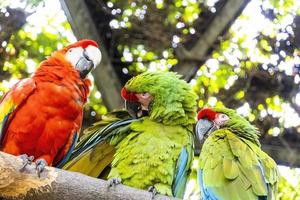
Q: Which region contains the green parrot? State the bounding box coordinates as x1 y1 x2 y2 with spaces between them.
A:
195 107 279 200
62 71 197 198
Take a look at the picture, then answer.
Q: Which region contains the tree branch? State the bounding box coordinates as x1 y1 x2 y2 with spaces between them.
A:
173 0 251 80
0 152 178 200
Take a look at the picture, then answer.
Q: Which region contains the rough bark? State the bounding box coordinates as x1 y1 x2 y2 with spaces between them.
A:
0 152 178 200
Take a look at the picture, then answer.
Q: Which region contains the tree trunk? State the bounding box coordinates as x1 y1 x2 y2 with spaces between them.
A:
60 0 124 111
0 152 179 200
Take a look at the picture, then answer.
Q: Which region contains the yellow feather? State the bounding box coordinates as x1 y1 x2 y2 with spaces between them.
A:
223 158 239 180
63 142 115 178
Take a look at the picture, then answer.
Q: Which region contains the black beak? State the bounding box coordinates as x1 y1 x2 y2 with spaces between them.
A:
75 50 94 79
195 119 217 142
125 100 149 119
125 100 141 119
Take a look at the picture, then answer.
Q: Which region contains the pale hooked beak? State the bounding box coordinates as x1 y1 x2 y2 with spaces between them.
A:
75 50 94 79
195 119 217 141
75 45 102 79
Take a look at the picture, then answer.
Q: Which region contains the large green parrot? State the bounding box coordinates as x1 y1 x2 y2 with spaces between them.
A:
62 71 197 198
195 107 279 200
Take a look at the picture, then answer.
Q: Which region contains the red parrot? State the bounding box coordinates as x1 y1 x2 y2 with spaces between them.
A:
0 39 101 175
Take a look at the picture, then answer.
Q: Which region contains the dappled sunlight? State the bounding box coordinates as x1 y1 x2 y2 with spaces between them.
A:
1 0 300 198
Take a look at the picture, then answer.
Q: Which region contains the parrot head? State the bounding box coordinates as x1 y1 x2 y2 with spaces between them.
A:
121 71 197 126
195 107 260 145
121 86 152 118
57 39 102 79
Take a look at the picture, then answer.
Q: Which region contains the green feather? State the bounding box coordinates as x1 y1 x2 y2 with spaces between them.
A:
108 117 193 197
64 72 197 198
124 72 197 128
223 158 239 180
213 107 261 146
198 107 280 200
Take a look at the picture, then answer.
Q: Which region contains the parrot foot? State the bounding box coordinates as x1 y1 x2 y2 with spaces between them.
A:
35 159 47 178
148 186 158 199
108 178 122 188
19 154 34 172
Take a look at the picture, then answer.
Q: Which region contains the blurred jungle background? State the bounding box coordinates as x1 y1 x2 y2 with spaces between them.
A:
0 0 300 199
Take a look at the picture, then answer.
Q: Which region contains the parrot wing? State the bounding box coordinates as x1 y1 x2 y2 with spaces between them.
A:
172 138 194 198
0 78 36 144
198 129 279 200
62 110 139 178
54 130 79 168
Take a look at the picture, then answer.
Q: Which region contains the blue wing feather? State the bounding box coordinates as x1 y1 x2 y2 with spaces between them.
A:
172 146 190 198
198 164 270 200
56 132 78 168
69 118 138 160
257 161 269 200
198 169 219 200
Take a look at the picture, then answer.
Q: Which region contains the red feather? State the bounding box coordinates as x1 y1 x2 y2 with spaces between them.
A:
121 87 138 102
197 108 217 121
0 50 90 166
59 39 99 54
67 39 99 49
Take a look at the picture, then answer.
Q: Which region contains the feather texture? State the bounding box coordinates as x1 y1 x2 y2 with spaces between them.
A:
0 49 90 166
108 117 193 197
0 78 36 144
198 107 279 200
63 72 197 198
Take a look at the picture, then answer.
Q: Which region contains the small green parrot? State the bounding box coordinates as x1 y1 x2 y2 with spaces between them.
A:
63 71 197 198
195 107 279 200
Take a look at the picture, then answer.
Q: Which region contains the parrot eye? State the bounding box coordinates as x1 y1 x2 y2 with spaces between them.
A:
214 113 229 126
139 93 151 99
219 114 228 119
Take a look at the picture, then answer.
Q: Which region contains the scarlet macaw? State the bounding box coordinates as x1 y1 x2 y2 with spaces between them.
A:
0 39 101 175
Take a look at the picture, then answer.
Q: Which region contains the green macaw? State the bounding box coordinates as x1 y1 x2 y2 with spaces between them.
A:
62 71 197 198
195 107 279 200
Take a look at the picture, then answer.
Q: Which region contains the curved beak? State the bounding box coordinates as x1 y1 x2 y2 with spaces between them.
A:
75 50 94 79
125 100 149 119
195 119 217 142
125 100 141 119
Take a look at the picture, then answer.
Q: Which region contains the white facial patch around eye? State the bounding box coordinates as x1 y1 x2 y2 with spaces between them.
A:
85 45 102 67
214 113 229 126
65 47 84 67
219 114 229 120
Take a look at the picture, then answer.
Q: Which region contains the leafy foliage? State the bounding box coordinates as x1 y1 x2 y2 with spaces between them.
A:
0 0 107 127
88 0 300 142
100 0 300 139
277 176 300 200
1 0 300 198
